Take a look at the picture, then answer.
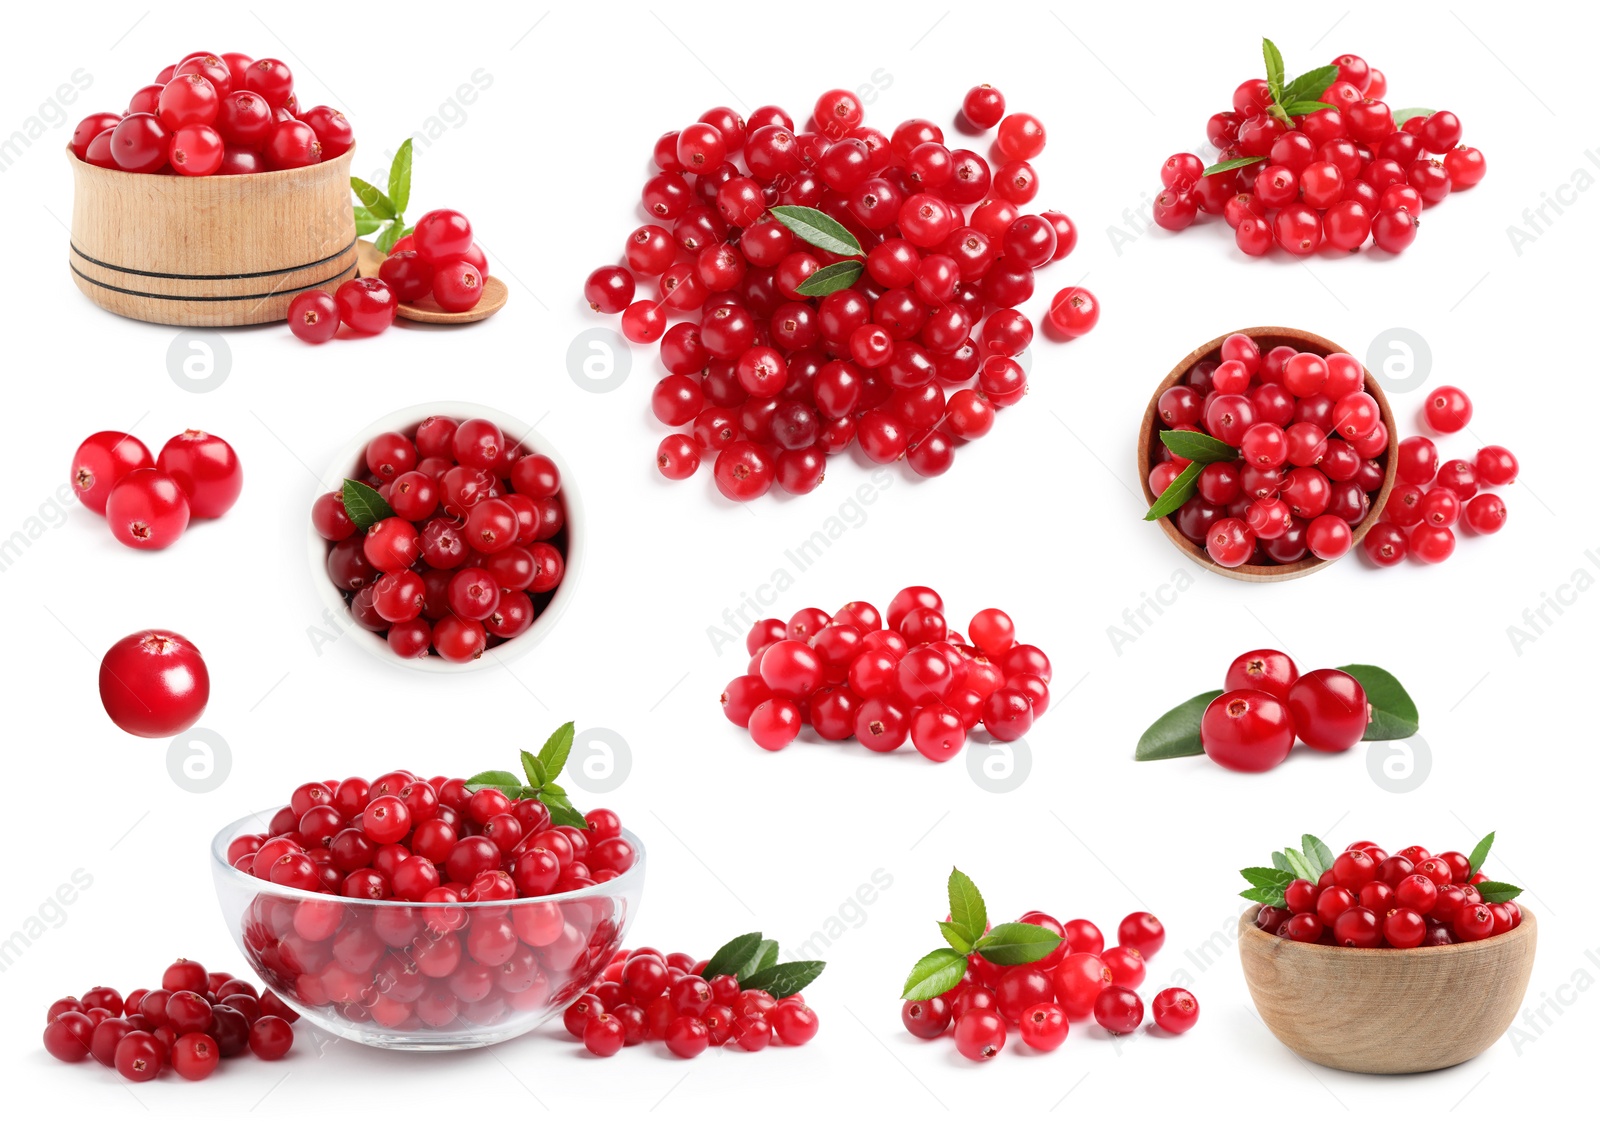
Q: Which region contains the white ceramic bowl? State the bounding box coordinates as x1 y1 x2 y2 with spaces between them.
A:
307 400 584 673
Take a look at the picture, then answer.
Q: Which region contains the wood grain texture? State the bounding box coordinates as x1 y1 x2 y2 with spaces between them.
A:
355 240 507 324
1238 905 1536 1073
67 147 358 327
1137 327 1398 583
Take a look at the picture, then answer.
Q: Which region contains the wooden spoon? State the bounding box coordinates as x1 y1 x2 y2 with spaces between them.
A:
356 240 507 324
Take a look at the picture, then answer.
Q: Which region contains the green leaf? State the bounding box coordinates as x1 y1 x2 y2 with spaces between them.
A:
537 789 587 829
769 205 862 256
1302 835 1335 878
1281 100 1338 117
387 139 414 215
1240 885 1289 907
1240 866 1294 891
1204 155 1267 177
742 961 825 1000
538 722 576 780
946 868 987 942
374 222 404 255
463 769 524 797
350 177 396 221
1337 664 1420 741
1159 428 1238 465
1281 64 1340 105
1474 880 1523 904
901 948 968 1001
1467 832 1495 876
520 750 546 789
352 206 384 236
1271 851 1292 873
795 260 863 297
1392 107 1434 125
743 939 780 979
938 921 974 954
1282 848 1318 883
700 932 763 980
974 922 1063 966
1142 460 1203 522
464 769 522 786
340 479 394 529
541 781 565 796
1262 38 1286 105
1135 688 1222 759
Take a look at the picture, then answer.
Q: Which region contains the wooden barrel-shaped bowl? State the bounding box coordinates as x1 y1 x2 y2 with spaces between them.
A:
1238 906 1537 1073
67 147 358 327
1138 326 1398 583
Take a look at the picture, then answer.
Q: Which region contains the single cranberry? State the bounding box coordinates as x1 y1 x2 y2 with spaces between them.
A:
1151 987 1200 1034
99 630 209 737
106 469 190 550
1201 689 1293 772
1224 649 1298 701
413 209 475 265
288 290 340 342
1286 669 1369 751
72 431 154 513
157 430 242 518
334 278 397 334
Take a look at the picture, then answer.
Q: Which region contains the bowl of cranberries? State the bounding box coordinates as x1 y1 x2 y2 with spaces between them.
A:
308 402 581 671
210 776 643 1050
1239 838 1535 1074
1140 327 1397 580
67 51 359 327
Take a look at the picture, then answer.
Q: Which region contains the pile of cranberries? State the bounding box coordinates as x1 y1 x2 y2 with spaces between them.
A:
583 85 1094 500
1254 840 1522 947
1150 335 1390 568
288 209 489 342
311 416 568 662
1201 649 1369 773
904 911 1196 1061
563 948 818 1058
1153 52 1485 256
721 587 1052 757
71 51 350 177
1365 385 1515 566
228 775 634 1031
234 773 634 901
42 959 296 1082
72 428 242 551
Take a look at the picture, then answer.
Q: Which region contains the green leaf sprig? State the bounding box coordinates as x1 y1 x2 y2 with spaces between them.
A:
1135 664 1420 761
465 721 588 828
1201 38 1345 178
1238 833 1522 908
352 139 416 253
1143 428 1239 520
900 869 1063 1000
697 932 825 999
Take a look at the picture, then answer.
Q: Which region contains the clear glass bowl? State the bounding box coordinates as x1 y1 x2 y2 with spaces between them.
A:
210 813 644 1050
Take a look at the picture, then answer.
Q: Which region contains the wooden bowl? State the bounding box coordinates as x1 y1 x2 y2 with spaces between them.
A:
355 240 508 324
67 147 358 327
1238 906 1537 1073
1138 327 1398 582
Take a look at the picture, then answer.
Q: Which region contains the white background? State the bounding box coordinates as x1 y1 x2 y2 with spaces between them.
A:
2 2 1596 1117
